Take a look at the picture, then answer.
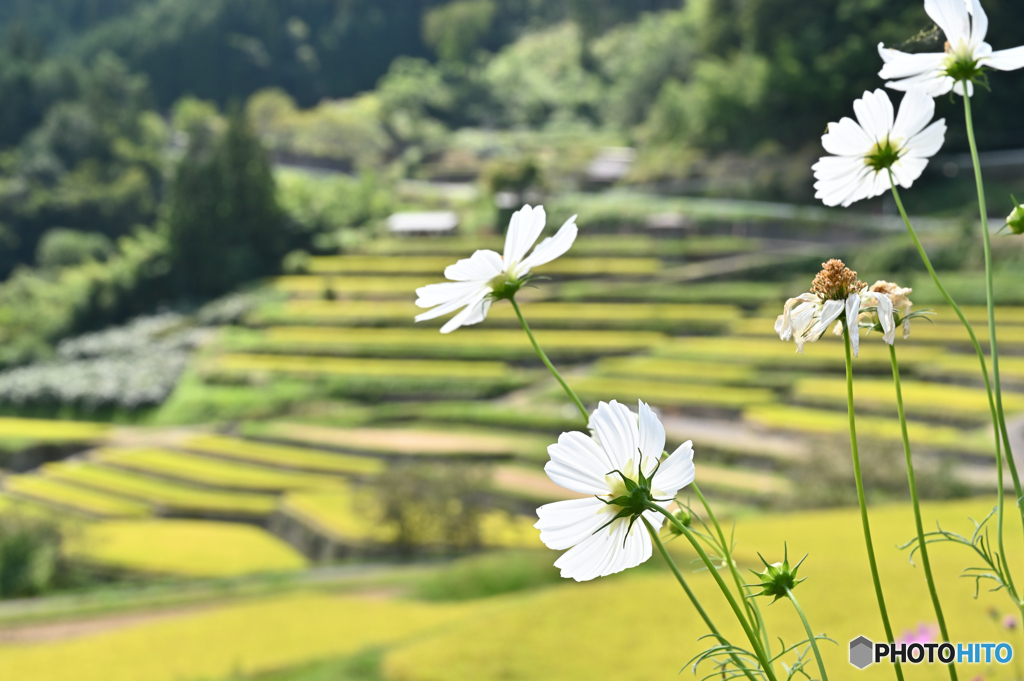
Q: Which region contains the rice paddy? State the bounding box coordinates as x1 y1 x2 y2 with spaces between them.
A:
222 326 666 359
0 417 110 443
64 520 308 577
93 447 348 492
2 475 152 518
182 434 385 476
42 461 279 517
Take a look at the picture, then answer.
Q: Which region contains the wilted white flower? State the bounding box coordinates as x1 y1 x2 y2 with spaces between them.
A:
878 0 1024 97
813 89 946 207
776 260 896 355
865 281 913 340
535 400 696 582
414 204 577 333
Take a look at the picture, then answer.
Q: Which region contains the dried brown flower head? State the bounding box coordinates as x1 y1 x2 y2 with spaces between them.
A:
811 259 865 301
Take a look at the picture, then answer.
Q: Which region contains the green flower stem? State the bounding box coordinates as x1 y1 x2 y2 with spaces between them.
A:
784 587 829 681
651 504 779 681
642 516 760 681
692 482 771 658
963 92 1023 501
888 177 1019 596
843 325 904 681
889 345 958 681
509 297 589 423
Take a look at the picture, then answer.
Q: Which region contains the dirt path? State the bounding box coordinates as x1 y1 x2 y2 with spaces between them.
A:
0 605 211 645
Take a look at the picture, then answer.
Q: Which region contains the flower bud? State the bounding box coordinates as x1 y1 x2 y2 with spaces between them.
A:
666 508 692 535
1007 198 1024 235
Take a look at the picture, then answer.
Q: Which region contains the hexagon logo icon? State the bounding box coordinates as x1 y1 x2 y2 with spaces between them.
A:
850 636 874 669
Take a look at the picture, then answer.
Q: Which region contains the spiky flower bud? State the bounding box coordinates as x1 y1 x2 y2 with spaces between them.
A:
750 546 806 602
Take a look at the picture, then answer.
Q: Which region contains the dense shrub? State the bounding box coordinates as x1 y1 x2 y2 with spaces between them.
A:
0 228 173 367
0 514 62 598
35 228 114 268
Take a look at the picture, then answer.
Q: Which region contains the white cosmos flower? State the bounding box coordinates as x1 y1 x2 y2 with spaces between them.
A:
812 89 946 208
535 400 696 582
878 0 1024 97
414 204 578 333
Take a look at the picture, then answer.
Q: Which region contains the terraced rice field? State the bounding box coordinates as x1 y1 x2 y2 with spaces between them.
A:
182 435 385 476
93 448 348 492
2 475 152 518
64 520 308 577
7 230 1024 580
182 231 1024 517
221 326 666 359
42 461 278 517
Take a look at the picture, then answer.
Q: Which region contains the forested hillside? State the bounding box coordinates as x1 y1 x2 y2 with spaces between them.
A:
0 0 1021 366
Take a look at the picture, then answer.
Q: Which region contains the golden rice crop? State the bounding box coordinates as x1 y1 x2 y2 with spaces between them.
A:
252 300 740 329
92 447 347 492
594 356 755 384
241 326 665 356
792 377 1024 421
657 336 948 371
42 461 278 516
384 498 1022 681
572 376 775 409
63 519 307 578
0 417 110 442
183 434 385 476
212 352 514 379
744 404 992 454
0 592 474 681
924 353 1024 382
1 475 151 518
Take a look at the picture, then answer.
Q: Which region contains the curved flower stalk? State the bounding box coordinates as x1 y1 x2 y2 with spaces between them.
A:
749 548 831 681
777 260 903 681
862 284 957 681
814 82 1024 550
812 88 945 208
877 0 1024 98
415 204 577 333
875 0 1023 515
